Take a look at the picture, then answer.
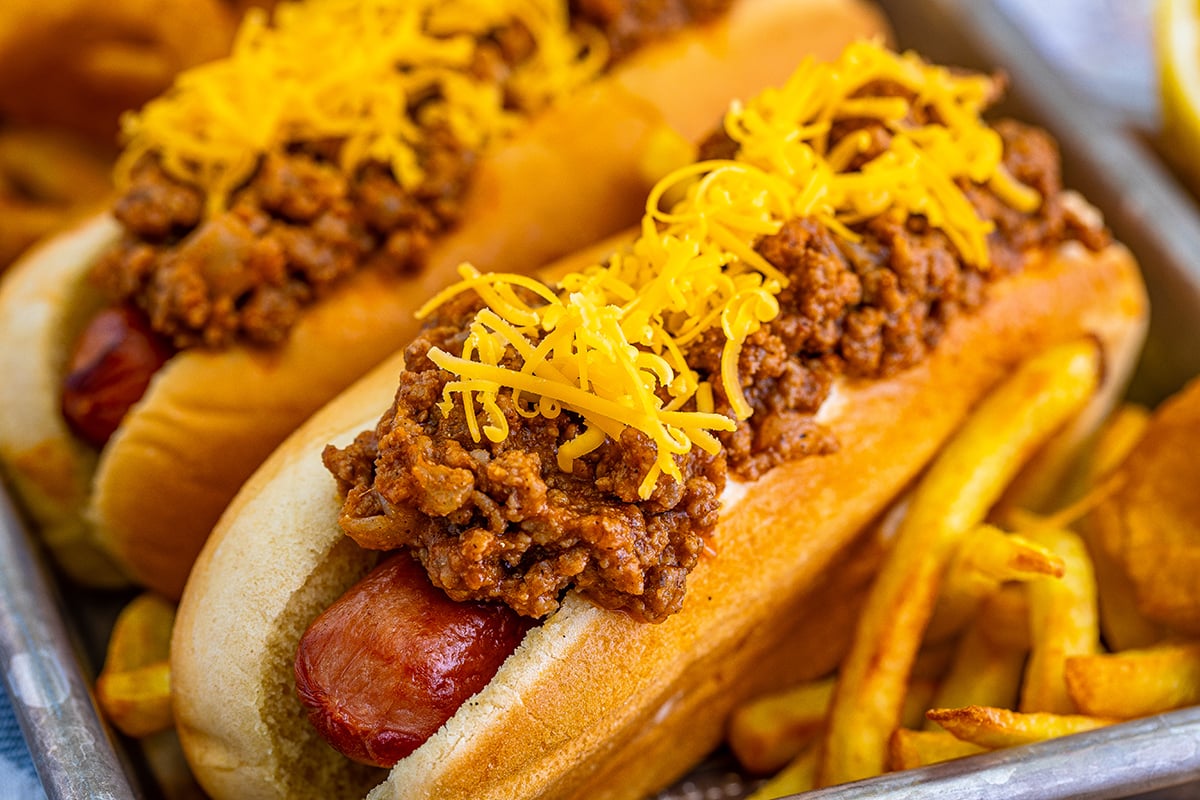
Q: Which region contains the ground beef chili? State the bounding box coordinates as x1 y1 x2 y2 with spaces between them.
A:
325 292 725 623
87 0 733 351
94 131 469 348
323 86 1111 624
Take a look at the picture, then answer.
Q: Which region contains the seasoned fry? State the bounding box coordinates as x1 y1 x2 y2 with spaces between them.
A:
817 339 1101 786
1065 641 1200 718
889 728 988 770
924 705 1115 749
95 592 176 738
1019 526 1100 714
728 676 835 774
926 523 1064 643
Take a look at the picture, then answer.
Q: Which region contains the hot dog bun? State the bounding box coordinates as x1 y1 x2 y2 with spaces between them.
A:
0 0 891 595
171 236 1147 800
171 42 1150 799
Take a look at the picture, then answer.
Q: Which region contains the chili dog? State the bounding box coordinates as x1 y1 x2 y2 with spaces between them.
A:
0 0 889 595
171 42 1149 800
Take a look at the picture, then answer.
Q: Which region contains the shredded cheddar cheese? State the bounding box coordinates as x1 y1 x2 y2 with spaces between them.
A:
417 41 1043 499
114 0 606 215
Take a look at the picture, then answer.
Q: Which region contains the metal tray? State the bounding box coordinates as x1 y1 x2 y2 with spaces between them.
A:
3 0 1200 797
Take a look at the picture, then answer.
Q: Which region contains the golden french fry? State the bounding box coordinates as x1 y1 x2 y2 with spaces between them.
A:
95 662 172 738
1000 403 1146 539
902 678 937 731
1007 401 1150 520
1018 526 1100 714
926 523 1064 643
728 676 835 775
1083 404 1151 482
746 744 819 800
818 340 1101 786
975 583 1031 653
926 616 1026 729
1065 641 1200 718
925 705 1115 749
103 593 175 668
96 592 176 738
1085 522 1165 652
1068 403 1163 651
910 640 957 683
722 500 895 776
889 728 988 771
1008 403 1160 653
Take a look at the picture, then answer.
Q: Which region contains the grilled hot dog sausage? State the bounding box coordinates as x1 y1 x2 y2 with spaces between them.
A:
294 552 535 767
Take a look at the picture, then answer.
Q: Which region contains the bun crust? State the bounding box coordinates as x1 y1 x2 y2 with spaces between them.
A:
171 240 1147 800
0 0 891 595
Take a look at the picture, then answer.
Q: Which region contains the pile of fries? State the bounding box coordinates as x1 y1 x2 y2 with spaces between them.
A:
728 341 1200 798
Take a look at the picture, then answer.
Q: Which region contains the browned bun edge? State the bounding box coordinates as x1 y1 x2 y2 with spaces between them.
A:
171 239 1147 800
0 0 891 597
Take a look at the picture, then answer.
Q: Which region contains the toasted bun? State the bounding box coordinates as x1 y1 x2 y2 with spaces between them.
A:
171 239 1147 800
0 0 891 595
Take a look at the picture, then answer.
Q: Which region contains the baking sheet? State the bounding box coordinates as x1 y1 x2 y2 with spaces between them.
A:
3 0 1200 798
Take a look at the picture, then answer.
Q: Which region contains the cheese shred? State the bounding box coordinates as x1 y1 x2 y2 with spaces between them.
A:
417 41 1042 499
114 0 607 215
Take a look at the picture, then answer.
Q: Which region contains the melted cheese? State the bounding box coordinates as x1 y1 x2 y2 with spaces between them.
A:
418 41 1042 499
114 0 605 215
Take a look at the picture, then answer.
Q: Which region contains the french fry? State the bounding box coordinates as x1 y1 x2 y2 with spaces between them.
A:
95 592 176 738
728 676 836 774
910 640 957 683
975 583 1031 653
1010 403 1163 652
95 663 173 738
745 744 819 800
926 616 1026 729
926 523 1064 643
817 339 1101 786
1006 401 1149 518
924 705 1115 749
1018 526 1100 714
1084 518 1165 652
902 678 938 731
889 728 988 770
1082 403 1151 482
1071 403 1163 652
1065 641 1200 718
